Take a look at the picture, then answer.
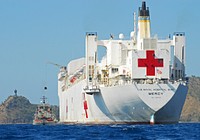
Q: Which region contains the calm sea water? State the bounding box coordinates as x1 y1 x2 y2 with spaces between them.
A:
0 123 199 140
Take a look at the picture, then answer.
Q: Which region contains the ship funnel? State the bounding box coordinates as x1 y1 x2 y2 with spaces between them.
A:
139 1 150 16
137 1 151 50
142 1 146 10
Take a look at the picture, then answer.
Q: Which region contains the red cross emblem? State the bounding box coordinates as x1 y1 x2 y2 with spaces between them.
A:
138 50 163 76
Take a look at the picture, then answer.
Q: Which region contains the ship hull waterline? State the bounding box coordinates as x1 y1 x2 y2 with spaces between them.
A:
58 80 188 124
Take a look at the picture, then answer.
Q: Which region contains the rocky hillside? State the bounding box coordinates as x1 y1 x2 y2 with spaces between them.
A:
0 95 59 124
180 76 200 122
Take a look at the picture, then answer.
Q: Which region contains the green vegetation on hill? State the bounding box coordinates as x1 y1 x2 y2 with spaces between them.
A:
0 95 59 124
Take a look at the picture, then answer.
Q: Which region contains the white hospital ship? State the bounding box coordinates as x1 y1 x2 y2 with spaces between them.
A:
58 1 188 124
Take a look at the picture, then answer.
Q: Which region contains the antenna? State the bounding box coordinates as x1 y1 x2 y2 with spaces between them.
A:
134 12 137 40
41 86 48 104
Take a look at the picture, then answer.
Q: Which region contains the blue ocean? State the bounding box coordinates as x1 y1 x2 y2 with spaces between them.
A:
0 123 199 140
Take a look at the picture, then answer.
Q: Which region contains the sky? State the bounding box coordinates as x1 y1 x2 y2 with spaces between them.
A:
0 0 200 105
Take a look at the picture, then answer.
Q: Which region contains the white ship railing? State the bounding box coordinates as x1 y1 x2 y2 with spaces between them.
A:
98 78 187 87
63 71 188 90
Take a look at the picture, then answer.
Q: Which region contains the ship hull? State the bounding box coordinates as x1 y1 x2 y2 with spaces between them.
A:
33 120 57 125
58 80 188 124
154 84 188 124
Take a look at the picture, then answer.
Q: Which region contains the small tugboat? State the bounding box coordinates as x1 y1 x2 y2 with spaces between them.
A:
33 87 58 125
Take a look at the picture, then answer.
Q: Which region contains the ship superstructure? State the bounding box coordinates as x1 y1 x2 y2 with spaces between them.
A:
58 1 188 124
